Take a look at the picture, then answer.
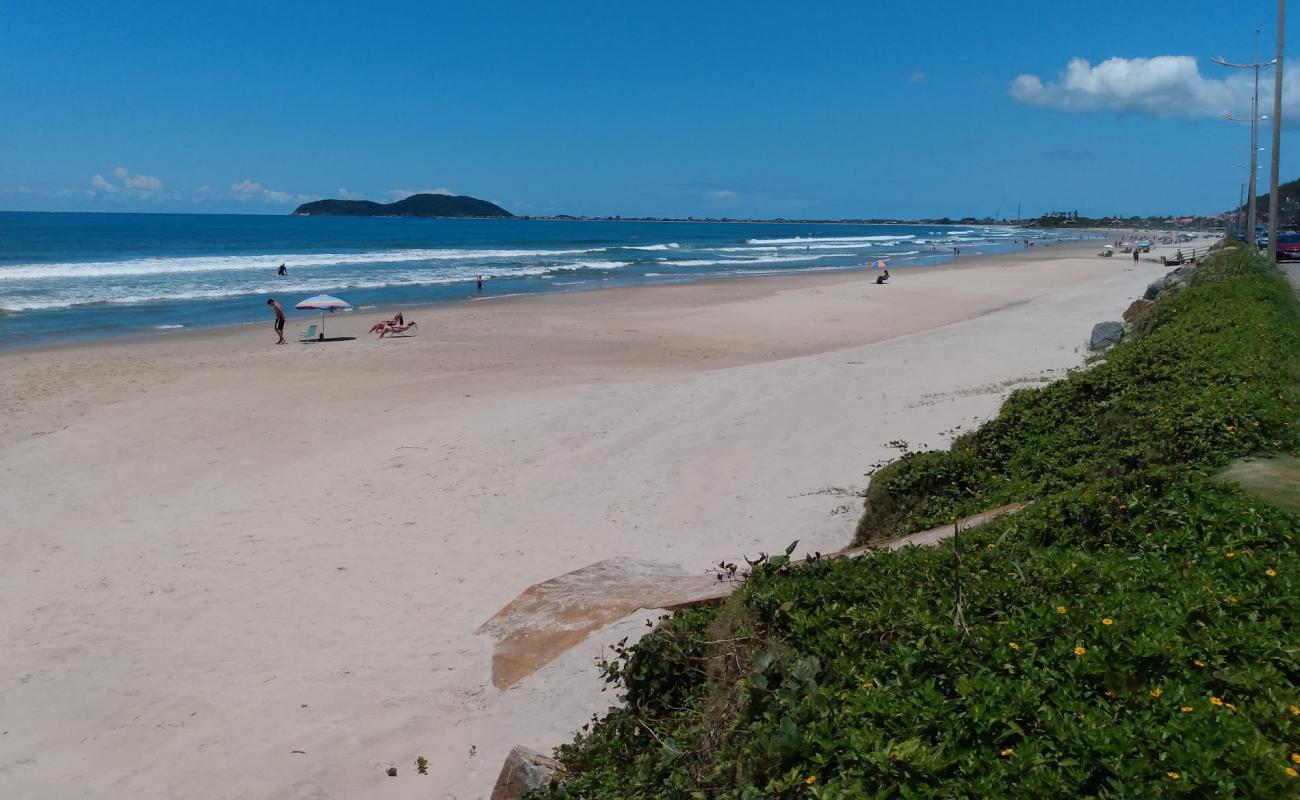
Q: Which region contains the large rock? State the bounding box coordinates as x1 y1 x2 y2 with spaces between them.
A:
1122 298 1153 324
491 746 559 799
1143 276 1171 301
1143 265 1196 300
1089 321 1125 352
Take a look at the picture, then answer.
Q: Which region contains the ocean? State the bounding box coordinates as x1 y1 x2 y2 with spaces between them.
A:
0 212 1091 349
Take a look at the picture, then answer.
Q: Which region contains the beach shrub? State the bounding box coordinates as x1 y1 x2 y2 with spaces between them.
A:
532 247 1300 799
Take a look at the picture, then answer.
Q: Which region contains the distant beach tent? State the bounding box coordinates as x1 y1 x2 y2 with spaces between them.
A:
294 294 353 339
867 260 888 270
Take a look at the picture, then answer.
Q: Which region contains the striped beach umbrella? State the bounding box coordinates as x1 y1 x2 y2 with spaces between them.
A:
867 260 888 270
294 294 353 338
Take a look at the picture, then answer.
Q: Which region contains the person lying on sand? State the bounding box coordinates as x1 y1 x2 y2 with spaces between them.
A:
368 313 405 334
377 320 417 338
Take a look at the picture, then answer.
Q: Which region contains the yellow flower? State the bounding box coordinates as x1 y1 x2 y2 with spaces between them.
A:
1210 696 1224 707
1225 702 1237 711
805 775 817 785
1194 659 1206 668
1181 706 1194 713
1071 562 1078 569
1266 568 1278 577
861 681 873 689
1074 646 1087 656
1290 705 1300 716
1227 425 1236 433
1225 551 1236 558
987 543 995 549
1288 767 1299 778
1009 642 1020 651
1102 618 1114 626
1291 753 1300 765
1057 606 1067 614
1151 688 1163 698
1167 771 1181 780
1000 747 1015 757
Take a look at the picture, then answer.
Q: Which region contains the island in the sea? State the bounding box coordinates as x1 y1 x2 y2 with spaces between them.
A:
292 193 513 218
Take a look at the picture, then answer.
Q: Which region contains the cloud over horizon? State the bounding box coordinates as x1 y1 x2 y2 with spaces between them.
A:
87 166 164 197
231 179 313 204
1010 55 1300 124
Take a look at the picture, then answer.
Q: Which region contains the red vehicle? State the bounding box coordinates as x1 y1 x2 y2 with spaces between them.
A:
1276 232 1300 261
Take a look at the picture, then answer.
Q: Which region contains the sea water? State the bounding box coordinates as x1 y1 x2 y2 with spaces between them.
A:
0 212 1091 349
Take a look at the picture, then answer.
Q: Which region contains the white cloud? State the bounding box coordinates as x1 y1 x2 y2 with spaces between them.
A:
707 189 738 200
908 70 927 84
338 187 366 200
113 166 162 190
90 174 117 193
231 179 312 204
1011 55 1300 123
87 166 164 197
387 187 453 200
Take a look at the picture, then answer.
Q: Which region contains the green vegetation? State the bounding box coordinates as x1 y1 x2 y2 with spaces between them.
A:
533 244 1300 798
291 192 512 218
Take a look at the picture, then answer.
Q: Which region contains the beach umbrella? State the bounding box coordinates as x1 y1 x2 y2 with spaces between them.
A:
867 260 888 270
294 294 353 338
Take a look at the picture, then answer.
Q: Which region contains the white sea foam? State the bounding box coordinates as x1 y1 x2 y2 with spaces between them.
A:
744 234 915 245
0 247 607 281
153 324 185 329
0 259 633 311
623 243 680 251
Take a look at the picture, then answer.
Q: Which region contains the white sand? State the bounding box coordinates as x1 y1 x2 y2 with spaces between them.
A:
0 243 1158 798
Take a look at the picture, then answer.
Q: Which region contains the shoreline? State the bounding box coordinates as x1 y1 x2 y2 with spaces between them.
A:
0 236 1107 358
0 242 1167 798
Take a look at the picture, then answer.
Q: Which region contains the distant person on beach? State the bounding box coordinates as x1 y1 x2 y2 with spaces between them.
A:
476 275 484 292
277 264 287 276
266 298 285 344
1133 249 1140 264
875 269 890 285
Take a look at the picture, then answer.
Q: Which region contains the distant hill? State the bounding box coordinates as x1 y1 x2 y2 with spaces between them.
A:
292 193 513 218
1250 176 1300 229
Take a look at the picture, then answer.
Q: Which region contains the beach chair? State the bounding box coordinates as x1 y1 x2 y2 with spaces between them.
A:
299 324 318 342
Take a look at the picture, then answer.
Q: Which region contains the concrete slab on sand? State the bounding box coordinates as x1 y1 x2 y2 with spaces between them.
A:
1217 456 1300 513
481 503 1026 690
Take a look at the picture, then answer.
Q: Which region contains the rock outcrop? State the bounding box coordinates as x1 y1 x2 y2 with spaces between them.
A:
491 746 559 800
1122 298 1154 324
1089 321 1125 351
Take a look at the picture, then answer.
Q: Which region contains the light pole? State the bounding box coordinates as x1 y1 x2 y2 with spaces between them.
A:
1216 29 1276 244
1268 2 1286 262
1240 182 1247 235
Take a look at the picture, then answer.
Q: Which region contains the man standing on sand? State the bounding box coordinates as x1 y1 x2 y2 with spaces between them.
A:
267 298 285 344
1132 249 1140 264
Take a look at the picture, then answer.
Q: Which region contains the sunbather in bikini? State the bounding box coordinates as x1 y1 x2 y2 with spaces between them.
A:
377 320 417 338
368 312 405 334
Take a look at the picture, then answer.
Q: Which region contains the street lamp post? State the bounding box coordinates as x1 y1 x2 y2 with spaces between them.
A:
1216 29 1275 245
1268 2 1286 262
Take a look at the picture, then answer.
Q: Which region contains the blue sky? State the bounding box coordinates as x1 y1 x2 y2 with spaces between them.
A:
0 0 1294 218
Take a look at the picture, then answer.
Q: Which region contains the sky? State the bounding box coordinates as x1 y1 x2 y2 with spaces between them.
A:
0 0 1296 219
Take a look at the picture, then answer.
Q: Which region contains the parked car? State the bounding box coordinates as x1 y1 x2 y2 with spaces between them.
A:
1275 231 1300 260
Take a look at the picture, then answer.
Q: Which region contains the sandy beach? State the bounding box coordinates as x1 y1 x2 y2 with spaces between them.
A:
0 240 1165 798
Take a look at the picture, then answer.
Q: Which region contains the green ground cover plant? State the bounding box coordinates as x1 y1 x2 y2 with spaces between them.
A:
533 244 1300 798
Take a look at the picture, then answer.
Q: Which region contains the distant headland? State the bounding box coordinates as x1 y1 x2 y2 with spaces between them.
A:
292 193 513 218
